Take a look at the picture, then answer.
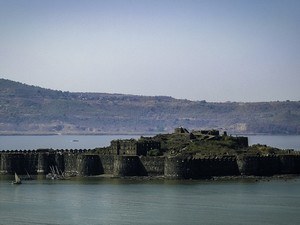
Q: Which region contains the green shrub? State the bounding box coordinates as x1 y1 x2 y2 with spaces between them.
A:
147 149 161 156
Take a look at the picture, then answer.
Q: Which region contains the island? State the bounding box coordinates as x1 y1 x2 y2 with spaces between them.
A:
1 128 300 179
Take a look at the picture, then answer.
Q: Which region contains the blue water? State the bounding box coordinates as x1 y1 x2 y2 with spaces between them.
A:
1 135 300 225
1 178 300 225
247 135 300 150
0 135 140 151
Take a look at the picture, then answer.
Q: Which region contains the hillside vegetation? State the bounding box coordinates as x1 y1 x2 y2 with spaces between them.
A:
0 78 300 135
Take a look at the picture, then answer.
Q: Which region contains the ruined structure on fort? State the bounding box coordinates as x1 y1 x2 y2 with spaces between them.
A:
1 128 300 179
110 137 161 156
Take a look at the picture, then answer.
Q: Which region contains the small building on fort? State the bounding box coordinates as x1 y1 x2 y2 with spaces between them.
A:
110 137 161 156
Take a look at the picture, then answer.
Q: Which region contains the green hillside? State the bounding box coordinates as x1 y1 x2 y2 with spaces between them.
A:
0 78 299 135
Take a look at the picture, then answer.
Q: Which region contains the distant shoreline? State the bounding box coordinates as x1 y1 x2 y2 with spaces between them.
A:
1 79 300 136
0 132 157 136
0 132 299 136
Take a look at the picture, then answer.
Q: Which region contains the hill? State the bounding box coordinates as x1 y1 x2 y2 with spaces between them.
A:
0 78 300 135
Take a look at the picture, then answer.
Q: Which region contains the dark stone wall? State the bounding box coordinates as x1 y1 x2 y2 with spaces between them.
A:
164 156 240 179
137 140 161 156
279 155 300 174
188 157 240 178
0 152 103 176
140 156 165 176
23 153 38 174
64 153 103 176
99 155 115 174
239 155 300 176
55 153 65 173
164 157 188 179
111 140 137 155
113 156 146 176
110 139 161 156
1 154 9 174
37 153 49 174
237 156 281 176
0 154 26 174
77 155 103 176
64 153 79 175
0 153 38 175
1 151 300 179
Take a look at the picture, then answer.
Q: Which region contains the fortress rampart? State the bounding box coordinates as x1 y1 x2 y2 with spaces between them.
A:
237 155 300 176
1 129 299 179
1 150 300 178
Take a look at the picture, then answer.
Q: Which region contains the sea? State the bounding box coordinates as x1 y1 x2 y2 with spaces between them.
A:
1 134 300 225
0 134 299 151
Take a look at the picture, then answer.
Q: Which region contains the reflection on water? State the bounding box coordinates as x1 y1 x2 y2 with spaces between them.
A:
1 177 300 225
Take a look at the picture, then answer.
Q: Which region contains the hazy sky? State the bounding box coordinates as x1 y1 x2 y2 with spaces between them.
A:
0 0 299 102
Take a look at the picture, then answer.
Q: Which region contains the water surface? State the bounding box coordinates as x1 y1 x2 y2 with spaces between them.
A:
1 178 300 225
0 135 140 151
0 134 299 151
1 135 300 224
248 135 300 150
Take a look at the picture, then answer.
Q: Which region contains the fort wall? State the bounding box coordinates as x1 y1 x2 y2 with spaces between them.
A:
237 156 281 176
237 155 300 176
113 155 146 176
139 156 165 176
98 155 115 174
76 155 102 176
279 155 300 174
164 157 188 179
64 153 79 176
188 157 240 178
1 150 300 179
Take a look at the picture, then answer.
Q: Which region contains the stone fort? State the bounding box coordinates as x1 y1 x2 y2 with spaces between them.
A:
1 128 300 179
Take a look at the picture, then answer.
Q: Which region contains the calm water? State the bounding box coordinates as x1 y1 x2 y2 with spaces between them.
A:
0 135 141 151
1 135 300 225
1 178 300 225
247 135 300 150
0 134 299 151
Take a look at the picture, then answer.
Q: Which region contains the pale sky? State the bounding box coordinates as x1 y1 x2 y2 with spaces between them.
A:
0 0 299 102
